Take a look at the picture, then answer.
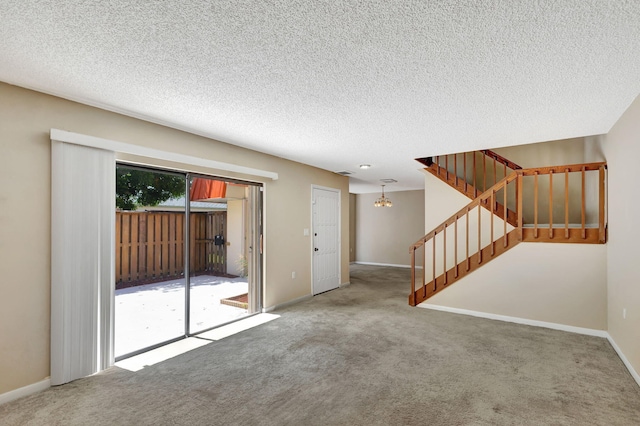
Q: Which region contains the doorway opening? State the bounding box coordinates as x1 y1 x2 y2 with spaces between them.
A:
114 165 263 359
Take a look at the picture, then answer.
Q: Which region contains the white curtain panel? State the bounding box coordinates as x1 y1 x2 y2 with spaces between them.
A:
51 140 115 386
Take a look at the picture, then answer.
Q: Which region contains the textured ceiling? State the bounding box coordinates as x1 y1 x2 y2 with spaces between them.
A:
2 1 640 193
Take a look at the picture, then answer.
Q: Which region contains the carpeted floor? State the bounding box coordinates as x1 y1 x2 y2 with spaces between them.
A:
2 264 639 425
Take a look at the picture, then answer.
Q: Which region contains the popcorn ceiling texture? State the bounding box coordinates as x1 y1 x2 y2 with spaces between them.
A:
1 1 640 192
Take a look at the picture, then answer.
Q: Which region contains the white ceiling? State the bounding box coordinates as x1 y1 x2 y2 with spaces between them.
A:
2 1 640 193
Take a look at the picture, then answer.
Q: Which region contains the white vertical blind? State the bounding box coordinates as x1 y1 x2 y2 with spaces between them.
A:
51 141 115 385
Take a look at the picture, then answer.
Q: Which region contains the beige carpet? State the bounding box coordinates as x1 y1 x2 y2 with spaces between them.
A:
1 264 639 425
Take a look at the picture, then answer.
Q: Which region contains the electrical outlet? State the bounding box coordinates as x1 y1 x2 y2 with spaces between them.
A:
292 271 296 279
623 308 626 319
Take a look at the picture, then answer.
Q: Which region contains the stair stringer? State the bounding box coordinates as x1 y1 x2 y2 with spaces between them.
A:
424 164 518 227
410 230 520 306
411 171 519 306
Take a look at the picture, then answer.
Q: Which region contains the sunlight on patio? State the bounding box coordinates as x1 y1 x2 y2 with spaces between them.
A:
115 275 251 357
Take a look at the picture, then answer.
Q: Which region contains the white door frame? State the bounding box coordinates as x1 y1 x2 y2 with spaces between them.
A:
311 185 341 295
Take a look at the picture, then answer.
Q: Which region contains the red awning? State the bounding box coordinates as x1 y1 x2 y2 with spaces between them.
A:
189 178 227 201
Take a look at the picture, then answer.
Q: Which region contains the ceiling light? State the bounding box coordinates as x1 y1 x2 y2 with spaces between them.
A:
374 185 392 207
359 164 371 169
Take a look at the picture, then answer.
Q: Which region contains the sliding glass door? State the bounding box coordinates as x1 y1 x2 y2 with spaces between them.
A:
114 165 262 359
188 176 261 334
114 165 187 358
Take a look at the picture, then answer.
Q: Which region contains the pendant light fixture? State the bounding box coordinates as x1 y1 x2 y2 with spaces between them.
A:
374 185 392 207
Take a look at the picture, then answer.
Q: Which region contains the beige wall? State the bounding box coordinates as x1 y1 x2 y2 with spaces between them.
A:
603 94 640 375
425 242 607 330
493 136 605 168
226 199 246 276
349 193 356 262
355 190 425 266
0 82 349 395
425 171 470 233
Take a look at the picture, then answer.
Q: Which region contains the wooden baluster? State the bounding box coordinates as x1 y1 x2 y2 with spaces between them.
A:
565 169 569 239
473 153 477 197
493 157 497 193
483 154 487 192
454 154 458 187
549 171 554 239
454 218 458 278
517 173 523 241
490 190 495 255
503 162 507 183
599 165 606 243
463 153 468 194
466 209 470 271
411 246 416 304
432 233 436 292
504 180 508 247
422 239 426 298
445 155 449 181
443 225 447 284
507 169 522 226
581 167 586 239
534 172 539 238
478 203 482 264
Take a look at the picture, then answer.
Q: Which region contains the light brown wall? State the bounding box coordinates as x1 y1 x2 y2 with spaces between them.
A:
603 94 640 376
0 82 349 395
226 199 245 276
424 171 470 233
426 243 607 330
493 136 605 168
349 193 356 262
355 190 425 266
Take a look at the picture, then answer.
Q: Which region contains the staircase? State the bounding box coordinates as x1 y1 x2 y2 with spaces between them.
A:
409 150 607 306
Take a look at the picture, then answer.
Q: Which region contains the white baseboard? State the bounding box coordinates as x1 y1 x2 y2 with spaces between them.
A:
262 294 313 313
354 261 422 269
0 378 50 406
606 334 640 388
419 304 609 338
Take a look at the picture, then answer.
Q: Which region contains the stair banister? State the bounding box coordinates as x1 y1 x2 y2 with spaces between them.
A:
410 161 606 306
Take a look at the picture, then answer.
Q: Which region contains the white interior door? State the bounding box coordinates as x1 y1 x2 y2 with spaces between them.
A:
312 187 340 295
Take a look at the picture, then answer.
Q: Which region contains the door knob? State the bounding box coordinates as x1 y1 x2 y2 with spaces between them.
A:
314 248 319 251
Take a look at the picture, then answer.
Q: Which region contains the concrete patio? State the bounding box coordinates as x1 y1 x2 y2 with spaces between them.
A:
115 275 249 357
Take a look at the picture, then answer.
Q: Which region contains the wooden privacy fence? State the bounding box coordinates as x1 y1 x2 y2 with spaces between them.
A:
116 211 227 288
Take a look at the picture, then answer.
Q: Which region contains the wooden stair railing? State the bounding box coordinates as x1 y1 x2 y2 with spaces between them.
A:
417 150 522 226
409 162 606 306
